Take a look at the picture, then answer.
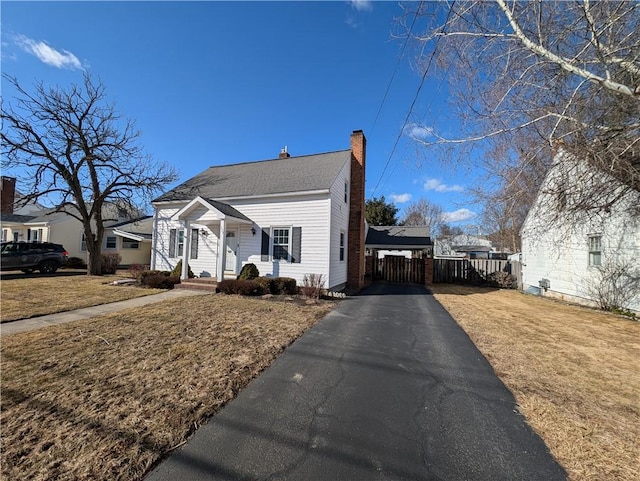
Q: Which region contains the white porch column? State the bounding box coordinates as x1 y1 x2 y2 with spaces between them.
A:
181 220 191 280
217 219 226 281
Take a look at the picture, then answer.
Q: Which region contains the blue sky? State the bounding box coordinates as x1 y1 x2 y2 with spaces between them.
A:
1 0 477 225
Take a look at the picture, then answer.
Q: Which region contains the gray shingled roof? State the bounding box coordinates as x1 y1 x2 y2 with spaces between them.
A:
0 213 36 223
153 150 352 202
205 199 252 222
366 226 432 247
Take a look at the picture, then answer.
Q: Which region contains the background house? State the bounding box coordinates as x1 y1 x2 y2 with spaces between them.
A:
434 234 494 259
0 176 152 267
150 130 367 291
520 151 640 312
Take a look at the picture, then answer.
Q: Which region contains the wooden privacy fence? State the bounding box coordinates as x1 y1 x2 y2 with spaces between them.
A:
382 256 425 284
433 258 520 287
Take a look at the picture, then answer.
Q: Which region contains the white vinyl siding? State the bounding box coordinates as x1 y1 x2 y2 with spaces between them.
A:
230 194 331 285
152 206 218 276
521 154 640 311
328 158 351 288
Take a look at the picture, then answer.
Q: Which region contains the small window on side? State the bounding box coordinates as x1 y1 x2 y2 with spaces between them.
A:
588 235 602 266
105 236 117 249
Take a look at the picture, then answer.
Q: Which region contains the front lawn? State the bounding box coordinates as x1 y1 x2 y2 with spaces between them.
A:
0 272 164 322
0 294 335 481
430 284 639 481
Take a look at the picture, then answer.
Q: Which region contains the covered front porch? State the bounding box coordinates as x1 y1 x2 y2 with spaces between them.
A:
172 197 255 281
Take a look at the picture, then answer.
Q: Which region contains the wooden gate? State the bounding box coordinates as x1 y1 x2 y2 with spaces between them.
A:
382 256 425 284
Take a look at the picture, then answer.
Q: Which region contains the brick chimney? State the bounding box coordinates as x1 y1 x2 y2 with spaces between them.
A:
1 176 16 215
347 130 366 291
279 146 291 159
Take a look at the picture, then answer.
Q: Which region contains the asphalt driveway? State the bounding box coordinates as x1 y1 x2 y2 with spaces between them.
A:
146 282 566 481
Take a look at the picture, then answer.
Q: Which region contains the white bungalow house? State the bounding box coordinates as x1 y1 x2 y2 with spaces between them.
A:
150 130 367 291
520 150 640 312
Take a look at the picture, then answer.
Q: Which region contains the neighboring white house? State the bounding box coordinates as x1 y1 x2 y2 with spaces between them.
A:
1 176 153 266
150 130 368 291
521 150 640 312
434 234 494 259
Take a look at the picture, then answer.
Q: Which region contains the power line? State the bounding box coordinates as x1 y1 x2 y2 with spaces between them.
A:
369 1 423 137
371 1 455 197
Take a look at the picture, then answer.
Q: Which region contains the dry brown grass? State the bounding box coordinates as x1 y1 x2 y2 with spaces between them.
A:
0 294 335 481
430 284 640 481
0 272 163 322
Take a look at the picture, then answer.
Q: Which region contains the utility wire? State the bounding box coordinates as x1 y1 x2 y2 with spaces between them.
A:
371 1 455 197
369 1 423 137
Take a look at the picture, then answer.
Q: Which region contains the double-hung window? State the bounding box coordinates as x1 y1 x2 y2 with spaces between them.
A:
588 235 602 266
261 226 302 263
169 228 198 258
122 238 140 249
169 228 185 258
339 232 345 261
272 228 290 261
105 236 117 249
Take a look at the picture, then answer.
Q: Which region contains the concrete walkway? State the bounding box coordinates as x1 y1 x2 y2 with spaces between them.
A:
0 289 209 336
146 282 567 481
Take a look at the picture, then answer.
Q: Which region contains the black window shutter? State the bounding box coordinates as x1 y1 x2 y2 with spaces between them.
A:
169 229 177 258
261 228 270 262
190 228 199 259
292 227 302 263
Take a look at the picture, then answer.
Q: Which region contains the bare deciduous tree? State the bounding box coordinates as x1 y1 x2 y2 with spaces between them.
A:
1 73 178 275
400 198 444 235
400 0 639 224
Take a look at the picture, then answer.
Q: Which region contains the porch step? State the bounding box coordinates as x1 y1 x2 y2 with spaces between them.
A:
175 278 218 292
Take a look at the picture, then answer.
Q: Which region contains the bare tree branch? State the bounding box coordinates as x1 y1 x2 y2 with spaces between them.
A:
1 73 178 274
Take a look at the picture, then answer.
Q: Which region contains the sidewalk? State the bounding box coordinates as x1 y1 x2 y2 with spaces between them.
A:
0 289 210 336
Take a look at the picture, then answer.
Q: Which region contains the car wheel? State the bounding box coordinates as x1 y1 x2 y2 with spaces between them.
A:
39 260 59 274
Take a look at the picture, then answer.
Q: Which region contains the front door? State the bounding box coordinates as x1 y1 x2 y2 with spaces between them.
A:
225 231 238 273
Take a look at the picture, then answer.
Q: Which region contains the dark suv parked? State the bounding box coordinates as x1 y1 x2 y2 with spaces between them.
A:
1 242 69 274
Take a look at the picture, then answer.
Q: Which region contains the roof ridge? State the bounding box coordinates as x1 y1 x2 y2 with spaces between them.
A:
205 148 352 170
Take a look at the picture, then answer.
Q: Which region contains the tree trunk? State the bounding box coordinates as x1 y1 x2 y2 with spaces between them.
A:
84 227 104 276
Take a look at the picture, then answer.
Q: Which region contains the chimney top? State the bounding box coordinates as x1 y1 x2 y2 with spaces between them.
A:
1 176 17 215
279 146 290 159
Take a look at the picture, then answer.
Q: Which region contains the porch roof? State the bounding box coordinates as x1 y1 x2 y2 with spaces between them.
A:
112 229 152 242
171 196 253 224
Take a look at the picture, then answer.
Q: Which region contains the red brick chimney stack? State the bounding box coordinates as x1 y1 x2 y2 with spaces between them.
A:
279 146 291 159
1 176 16 215
347 130 366 290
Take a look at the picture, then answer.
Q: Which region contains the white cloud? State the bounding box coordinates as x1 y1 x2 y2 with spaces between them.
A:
389 193 412 204
348 0 373 12
442 208 477 223
423 178 464 193
15 34 83 70
403 123 433 142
